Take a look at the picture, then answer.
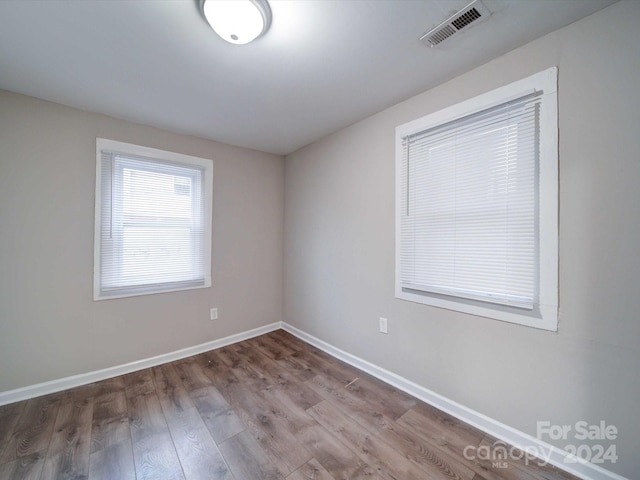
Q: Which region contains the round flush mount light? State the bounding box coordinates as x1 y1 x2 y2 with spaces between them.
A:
200 0 272 45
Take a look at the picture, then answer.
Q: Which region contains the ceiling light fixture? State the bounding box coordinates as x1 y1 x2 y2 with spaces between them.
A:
200 0 272 45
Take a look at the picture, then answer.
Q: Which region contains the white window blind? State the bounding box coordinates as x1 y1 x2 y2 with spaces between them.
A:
95 139 212 300
399 93 540 309
396 67 558 330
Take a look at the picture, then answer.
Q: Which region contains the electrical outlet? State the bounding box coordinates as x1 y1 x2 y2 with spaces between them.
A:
379 317 388 334
210 308 218 320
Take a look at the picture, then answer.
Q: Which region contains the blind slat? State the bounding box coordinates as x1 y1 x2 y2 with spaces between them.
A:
398 92 541 309
97 149 208 299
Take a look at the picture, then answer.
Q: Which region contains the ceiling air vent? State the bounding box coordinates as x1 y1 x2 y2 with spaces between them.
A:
420 0 490 47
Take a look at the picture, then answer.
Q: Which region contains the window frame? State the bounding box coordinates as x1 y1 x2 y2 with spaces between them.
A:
94 138 213 301
395 67 558 331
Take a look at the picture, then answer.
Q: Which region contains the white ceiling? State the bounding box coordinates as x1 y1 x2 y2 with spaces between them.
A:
0 0 616 155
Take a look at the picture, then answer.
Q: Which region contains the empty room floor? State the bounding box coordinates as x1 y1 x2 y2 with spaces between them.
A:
0 330 578 480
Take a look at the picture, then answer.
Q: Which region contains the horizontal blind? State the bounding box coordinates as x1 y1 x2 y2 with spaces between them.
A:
399 93 541 309
99 152 206 298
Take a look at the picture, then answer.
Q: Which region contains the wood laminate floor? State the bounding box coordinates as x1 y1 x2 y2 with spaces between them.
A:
0 330 579 480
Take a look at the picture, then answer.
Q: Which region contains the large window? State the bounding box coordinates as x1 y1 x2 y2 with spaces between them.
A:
396 68 558 330
94 138 213 300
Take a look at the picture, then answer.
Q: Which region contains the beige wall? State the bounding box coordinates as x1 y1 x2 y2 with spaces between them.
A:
0 91 284 392
284 1 640 477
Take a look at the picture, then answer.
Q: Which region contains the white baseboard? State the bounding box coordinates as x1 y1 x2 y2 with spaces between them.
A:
0 322 281 406
281 323 627 480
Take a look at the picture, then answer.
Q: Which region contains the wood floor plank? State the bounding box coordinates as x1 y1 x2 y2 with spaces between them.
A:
88 438 136 480
123 369 156 399
252 334 296 361
234 342 293 389
0 394 61 463
286 458 336 480
152 363 195 417
64 382 100 402
190 386 245 444
0 451 45 480
292 348 362 387
308 370 476 479
398 407 485 460
91 390 130 454
269 378 323 413
128 392 185 480
411 401 488 443
221 369 312 475
269 330 307 352
263 389 318 438
131 429 185 480
214 345 245 369
206 367 244 406
0 402 26 461
306 374 378 430
226 339 252 356
275 354 318 383
308 368 499 480
0 402 26 420
306 374 477 480
239 346 325 413
173 360 215 392
342 374 417 420
47 397 93 456
467 435 540 480
397 408 520 480
164 406 233 480
194 350 230 373
305 370 418 447
374 413 476 480
307 400 450 480
295 421 382 480
40 395 93 480
91 377 126 397
127 392 170 441
231 360 277 392
258 388 381 480
259 391 384 480
218 431 285 480
189 351 236 399
476 435 580 480
297 346 416 421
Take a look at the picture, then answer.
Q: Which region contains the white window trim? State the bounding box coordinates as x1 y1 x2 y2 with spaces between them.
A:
395 67 558 331
94 138 213 300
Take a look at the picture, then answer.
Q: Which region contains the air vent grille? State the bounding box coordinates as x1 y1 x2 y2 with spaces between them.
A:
420 0 490 47
451 7 481 30
428 25 456 45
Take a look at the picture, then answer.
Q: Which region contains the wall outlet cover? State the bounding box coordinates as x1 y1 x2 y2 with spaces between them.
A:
379 317 388 334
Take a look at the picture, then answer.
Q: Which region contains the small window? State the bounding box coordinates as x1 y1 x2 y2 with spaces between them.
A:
395 67 558 330
94 138 213 300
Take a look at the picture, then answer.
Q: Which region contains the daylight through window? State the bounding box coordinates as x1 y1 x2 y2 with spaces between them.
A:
94 139 213 300
395 68 558 330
